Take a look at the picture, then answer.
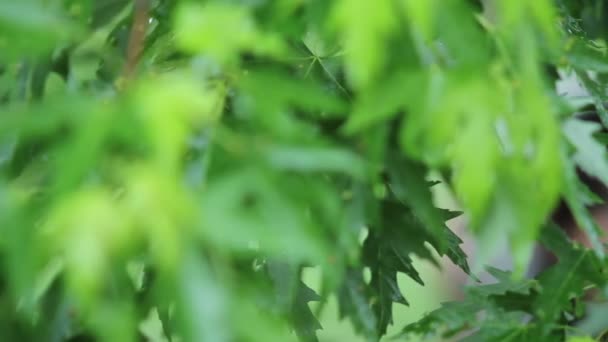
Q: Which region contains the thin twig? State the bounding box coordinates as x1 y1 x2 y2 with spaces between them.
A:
122 0 150 80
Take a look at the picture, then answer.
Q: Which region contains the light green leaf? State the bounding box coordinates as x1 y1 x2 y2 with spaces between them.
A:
567 337 596 342
564 118 608 187
331 0 397 88
174 2 284 64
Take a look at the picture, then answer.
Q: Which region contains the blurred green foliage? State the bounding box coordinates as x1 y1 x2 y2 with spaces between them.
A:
2 0 608 341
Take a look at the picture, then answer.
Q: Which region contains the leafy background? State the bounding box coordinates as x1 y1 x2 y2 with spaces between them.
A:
3 0 608 341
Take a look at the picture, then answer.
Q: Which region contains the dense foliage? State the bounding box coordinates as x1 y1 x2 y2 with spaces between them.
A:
3 0 608 341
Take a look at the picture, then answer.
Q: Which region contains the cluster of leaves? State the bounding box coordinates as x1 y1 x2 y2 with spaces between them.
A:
402 226 607 341
2 0 608 341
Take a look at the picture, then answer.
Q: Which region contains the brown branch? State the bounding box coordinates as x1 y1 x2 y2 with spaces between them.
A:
122 0 150 80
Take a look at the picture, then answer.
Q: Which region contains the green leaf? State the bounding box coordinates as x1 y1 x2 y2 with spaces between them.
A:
91 0 131 28
562 150 605 258
534 225 606 324
238 68 347 115
343 70 425 133
200 167 328 263
459 314 533 342
471 267 539 298
358 194 471 337
567 337 596 342
387 155 449 252
267 262 321 342
177 252 230 342
0 2 78 60
362 226 412 336
331 0 397 88
401 267 538 341
400 300 479 339
292 281 322 342
400 0 437 40
338 269 378 341
261 145 366 179
564 117 608 188
566 38 608 73
575 71 608 128
381 183 471 276
174 2 284 63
